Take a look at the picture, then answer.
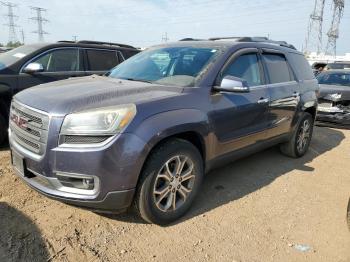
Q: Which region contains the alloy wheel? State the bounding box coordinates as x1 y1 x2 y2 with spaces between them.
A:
153 155 195 212
297 119 311 153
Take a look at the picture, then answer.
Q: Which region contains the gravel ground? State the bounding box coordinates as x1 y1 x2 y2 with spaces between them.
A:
0 126 349 262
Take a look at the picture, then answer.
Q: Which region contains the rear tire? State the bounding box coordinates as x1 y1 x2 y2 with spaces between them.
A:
0 114 7 146
280 112 314 158
135 138 203 225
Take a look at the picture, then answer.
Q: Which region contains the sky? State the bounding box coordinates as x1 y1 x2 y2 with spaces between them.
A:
0 0 349 54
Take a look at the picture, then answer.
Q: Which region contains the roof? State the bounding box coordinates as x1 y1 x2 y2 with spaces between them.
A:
152 36 300 54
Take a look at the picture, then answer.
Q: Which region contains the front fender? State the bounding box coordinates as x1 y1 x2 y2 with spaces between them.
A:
132 108 210 158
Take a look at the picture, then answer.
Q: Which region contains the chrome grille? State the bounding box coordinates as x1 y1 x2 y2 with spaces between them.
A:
10 100 49 155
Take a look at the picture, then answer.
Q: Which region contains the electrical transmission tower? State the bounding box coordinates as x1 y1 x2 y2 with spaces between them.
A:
304 0 325 54
325 0 345 57
29 6 49 42
1 1 19 43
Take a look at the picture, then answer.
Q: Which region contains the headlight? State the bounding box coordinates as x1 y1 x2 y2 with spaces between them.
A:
61 104 136 135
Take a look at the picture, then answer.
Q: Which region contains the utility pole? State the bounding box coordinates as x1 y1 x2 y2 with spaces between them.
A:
304 0 326 54
0 1 19 44
72 35 78 42
325 0 345 57
20 29 25 44
162 32 169 42
29 6 49 42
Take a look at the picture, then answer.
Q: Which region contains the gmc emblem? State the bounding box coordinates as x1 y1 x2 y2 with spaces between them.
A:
11 114 28 129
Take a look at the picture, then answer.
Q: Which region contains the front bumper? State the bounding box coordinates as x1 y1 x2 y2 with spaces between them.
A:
9 126 149 212
316 111 350 129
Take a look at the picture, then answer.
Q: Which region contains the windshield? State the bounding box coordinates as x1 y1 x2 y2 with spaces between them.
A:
0 45 38 70
317 72 350 87
109 47 219 87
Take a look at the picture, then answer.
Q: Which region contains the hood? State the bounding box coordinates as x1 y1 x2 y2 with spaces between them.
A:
319 84 350 101
14 75 184 116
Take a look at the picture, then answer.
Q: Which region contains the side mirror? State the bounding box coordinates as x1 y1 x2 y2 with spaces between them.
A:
215 76 250 93
23 63 44 74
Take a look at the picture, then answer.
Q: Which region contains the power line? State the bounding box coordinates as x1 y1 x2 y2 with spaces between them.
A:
29 6 49 42
325 0 345 56
304 0 326 54
162 32 169 42
0 1 19 43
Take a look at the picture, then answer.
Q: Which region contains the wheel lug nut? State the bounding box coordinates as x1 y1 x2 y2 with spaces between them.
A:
169 185 172 189
172 189 175 193
177 185 180 189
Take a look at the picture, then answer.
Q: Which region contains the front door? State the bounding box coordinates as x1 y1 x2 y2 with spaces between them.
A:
210 50 270 156
17 48 86 94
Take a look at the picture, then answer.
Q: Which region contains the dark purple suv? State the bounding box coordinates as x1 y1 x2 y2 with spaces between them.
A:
9 37 318 224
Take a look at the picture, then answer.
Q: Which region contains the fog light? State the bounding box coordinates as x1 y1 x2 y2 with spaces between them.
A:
56 173 95 190
82 178 94 190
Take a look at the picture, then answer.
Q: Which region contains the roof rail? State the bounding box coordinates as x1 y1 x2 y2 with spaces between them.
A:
209 36 297 50
179 38 205 41
57 40 76 43
78 40 135 49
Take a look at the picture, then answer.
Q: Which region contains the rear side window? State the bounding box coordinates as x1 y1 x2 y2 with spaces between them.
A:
222 53 262 86
288 53 315 80
86 49 119 71
263 53 293 84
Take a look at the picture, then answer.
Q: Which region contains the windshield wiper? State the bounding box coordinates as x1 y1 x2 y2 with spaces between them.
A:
124 78 153 84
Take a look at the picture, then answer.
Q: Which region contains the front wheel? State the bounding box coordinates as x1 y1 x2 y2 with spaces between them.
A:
280 112 314 158
135 139 203 225
0 114 7 146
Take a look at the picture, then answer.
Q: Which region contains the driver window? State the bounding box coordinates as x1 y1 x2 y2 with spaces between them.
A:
32 49 80 72
223 53 262 86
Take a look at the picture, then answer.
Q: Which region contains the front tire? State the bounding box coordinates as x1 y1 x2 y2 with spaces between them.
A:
0 114 7 146
135 139 203 225
280 112 314 158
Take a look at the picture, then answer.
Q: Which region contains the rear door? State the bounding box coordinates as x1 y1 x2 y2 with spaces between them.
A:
84 48 121 75
18 48 85 93
262 50 299 138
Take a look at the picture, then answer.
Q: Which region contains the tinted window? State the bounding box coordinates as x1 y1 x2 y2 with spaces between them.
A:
86 49 119 71
289 53 315 80
263 53 293 84
317 72 350 87
223 53 262 86
33 49 80 72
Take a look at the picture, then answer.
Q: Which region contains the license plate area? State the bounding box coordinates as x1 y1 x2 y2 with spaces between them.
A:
11 151 25 176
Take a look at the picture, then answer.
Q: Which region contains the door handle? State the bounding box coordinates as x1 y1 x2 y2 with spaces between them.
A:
257 98 269 104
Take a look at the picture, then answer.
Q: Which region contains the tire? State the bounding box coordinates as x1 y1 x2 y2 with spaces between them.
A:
280 112 314 158
135 138 204 225
0 114 7 146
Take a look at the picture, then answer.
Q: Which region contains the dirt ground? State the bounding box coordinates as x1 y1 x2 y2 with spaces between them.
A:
0 126 349 262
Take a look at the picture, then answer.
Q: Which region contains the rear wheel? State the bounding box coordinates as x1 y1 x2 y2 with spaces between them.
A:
280 112 314 158
135 139 203 225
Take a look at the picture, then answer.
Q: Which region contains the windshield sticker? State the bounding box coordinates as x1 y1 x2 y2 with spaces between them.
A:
13 53 26 58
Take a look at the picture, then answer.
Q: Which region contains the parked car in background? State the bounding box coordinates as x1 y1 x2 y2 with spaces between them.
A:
0 47 13 53
0 40 139 144
316 70 350 128
9 37 318 224
324 61 350 71
348 198 350 231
